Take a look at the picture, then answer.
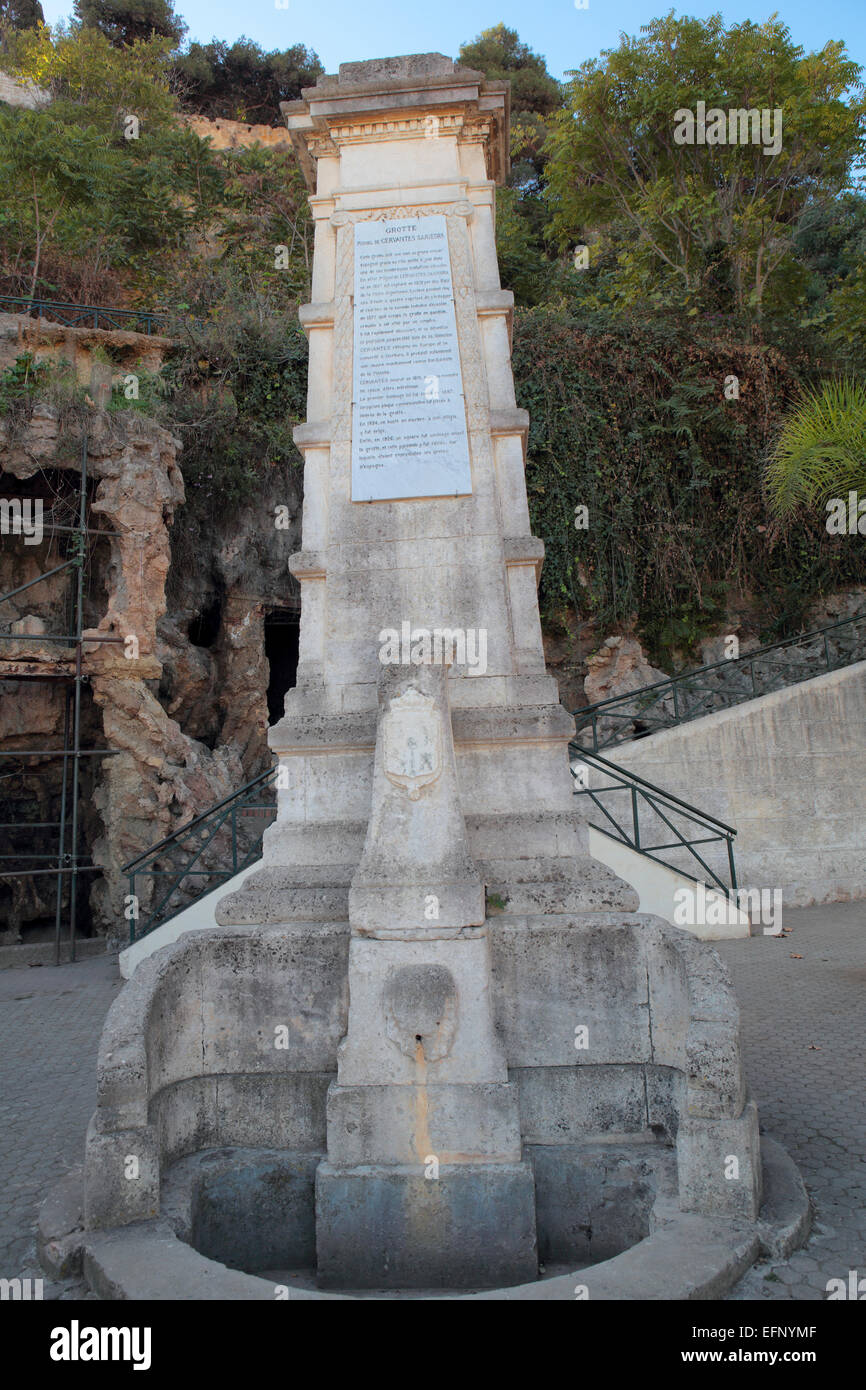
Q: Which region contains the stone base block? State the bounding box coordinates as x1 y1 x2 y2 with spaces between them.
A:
337 933 508 1086
530 1142 677 1265
326 1081 523 1165
188 1151 319 1274
84 1116 160 1230
349 879 485 935
315 1159 538 1289
677 1097 762 1219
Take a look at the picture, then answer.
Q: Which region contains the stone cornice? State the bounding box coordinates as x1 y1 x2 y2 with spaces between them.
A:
504 536 545 583
267 701 574 755
282 55 509 192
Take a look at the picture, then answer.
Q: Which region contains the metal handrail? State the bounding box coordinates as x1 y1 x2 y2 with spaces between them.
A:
123 765 278 942
570 747 738 896
123 766 276 870
572 748 737 834
122 740 737 941
0 294 170 335
573 608 866 751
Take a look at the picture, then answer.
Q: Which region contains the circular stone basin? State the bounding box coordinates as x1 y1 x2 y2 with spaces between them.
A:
162 1143 678 1293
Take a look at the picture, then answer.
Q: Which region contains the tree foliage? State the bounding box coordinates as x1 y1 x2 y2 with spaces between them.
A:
5 20 177 129
765 379 866 518
545 12 865 326
459 25 563 308
458 23 561 117
73 0 185 48
0 25 221 302
0 0 44 31
513 307 862 648
162 295 308 507
172 37 323 124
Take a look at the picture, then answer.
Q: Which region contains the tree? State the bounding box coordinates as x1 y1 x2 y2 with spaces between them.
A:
73 0 185 49
546 12 865 325
0 108 122 300
459 23 560 116
0 101 221 301
765 379 866 520
458 25 562 305
0 0 44 32
0 21 221 303
827 263 866 355
214 145 313 304
6 21 178 131
459 24 560 193
791 192 866 353
494 186 560 306
172 37 322 124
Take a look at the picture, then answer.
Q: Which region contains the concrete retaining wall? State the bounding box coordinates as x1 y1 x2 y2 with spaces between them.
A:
606 661 866 908
588 827 749 938
119 863 259 979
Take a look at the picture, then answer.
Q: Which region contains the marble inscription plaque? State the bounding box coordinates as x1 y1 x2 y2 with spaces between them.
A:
351 216 472 501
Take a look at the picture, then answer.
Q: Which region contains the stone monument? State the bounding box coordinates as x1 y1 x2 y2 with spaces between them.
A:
61 55 807 1301
217 51 629 1286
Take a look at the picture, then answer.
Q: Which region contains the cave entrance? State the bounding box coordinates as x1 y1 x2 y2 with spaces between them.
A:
188 588 223 649
264 608 299 725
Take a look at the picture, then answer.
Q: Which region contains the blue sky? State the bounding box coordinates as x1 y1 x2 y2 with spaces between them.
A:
38 1 866 82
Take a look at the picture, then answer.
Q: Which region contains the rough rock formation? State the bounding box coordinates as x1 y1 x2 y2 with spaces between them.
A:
0 312 173 383
584 634 668 706
0 398 301 943
180 115 294 151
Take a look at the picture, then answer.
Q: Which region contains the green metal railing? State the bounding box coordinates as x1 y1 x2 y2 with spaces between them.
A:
573 609 866 752
123 767 279 943
0 294 170 336
122 744 738 943
570 748 738 895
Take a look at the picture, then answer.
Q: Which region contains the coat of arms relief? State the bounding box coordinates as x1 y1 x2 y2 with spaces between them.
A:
382 688 442 800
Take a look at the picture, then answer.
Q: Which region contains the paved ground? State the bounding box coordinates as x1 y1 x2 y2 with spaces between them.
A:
0 952 121 1281
716 900 866 1300
0 902 862 1299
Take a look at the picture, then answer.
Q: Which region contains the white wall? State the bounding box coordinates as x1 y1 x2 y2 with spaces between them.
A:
605 661 866 908
588 826 749 938
119 862 260 978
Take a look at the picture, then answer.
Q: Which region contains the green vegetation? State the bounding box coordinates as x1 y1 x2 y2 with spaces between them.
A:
172 37 323 124
463 12 866 654
73 0 185 47
0 24 220 302
513 310 864 648
162 297 308 505
0 0 43 30
765 380 866 520
0 10 862 660
545 13 864 328
0 350 52 410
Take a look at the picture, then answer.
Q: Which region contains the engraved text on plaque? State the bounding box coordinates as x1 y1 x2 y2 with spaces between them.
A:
351 216 472 502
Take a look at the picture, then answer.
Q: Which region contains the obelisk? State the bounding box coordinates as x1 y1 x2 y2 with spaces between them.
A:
216 52 633 1286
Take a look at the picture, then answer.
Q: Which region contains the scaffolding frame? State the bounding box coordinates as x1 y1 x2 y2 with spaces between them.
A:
0 435 124 963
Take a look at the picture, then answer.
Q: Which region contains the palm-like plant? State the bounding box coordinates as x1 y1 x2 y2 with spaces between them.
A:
765 378 866 519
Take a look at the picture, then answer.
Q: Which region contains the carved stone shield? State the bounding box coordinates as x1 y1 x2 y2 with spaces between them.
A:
382 687 441 800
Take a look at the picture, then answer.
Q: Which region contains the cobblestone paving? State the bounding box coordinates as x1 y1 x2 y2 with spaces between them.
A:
0 953 121 1283
0 902 862 1300
717 900 866 1300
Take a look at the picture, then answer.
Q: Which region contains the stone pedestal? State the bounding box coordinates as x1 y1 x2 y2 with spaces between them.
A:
315 660 537 1288
316 1162 537 1289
